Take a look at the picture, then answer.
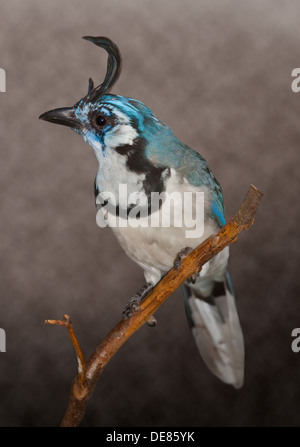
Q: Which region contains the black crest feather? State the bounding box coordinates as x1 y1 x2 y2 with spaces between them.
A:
87 77 94 95
82 36 122 102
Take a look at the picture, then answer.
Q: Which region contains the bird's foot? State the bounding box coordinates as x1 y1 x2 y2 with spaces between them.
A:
174 247 194 270
174 246 200 284
122 283 153 319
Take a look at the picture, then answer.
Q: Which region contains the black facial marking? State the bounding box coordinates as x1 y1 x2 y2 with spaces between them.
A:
115 136 170 212
93 135 170 217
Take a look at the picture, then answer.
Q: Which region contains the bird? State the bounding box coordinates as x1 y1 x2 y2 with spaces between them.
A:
39 36 244 388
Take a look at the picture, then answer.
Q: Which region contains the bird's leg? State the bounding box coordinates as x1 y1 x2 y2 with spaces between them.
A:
174 246 200 284
122 282 153 320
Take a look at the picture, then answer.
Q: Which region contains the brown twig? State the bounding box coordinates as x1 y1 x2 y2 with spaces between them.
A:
47 184 263 427
45 314 86 389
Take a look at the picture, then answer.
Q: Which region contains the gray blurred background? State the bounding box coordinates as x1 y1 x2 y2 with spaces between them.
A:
0 0 299 427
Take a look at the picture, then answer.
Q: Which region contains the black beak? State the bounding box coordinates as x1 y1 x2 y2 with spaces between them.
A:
39 107 81 130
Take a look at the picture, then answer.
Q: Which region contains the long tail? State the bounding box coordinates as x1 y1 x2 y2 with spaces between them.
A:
182 271 244 389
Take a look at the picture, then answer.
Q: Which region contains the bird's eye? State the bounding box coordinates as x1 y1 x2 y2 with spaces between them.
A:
96 115 107 126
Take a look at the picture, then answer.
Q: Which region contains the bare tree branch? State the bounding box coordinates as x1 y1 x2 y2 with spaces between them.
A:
45 314 86 388
46 184 263 427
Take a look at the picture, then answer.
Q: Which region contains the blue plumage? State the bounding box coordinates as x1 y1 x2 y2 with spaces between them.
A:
40 36 244 388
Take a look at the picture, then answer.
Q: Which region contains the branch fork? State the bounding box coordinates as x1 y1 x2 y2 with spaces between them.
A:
45 314 86 390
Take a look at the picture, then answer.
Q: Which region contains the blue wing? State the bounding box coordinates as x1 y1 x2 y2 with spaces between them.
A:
143 120 225 228
211 200 226 227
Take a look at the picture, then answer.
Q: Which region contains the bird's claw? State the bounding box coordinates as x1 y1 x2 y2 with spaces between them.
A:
174 246 194 270
122 282 153 319
174 247 201 284
146 315 157 327
122 295 141 319
189 273 198 284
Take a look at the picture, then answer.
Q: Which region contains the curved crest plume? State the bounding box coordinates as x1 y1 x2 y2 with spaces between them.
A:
81 36 122 102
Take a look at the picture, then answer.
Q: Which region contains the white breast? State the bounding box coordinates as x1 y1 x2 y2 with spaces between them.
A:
98 168 221 284
95 147 146 207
